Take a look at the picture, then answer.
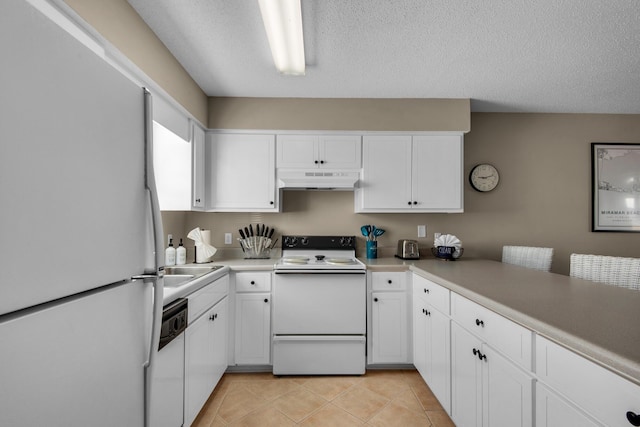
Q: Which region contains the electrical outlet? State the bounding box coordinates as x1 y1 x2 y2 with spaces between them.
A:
417 225 426 238
224 233 232 244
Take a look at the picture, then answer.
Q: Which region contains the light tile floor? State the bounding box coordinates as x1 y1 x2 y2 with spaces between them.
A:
192 370 455 426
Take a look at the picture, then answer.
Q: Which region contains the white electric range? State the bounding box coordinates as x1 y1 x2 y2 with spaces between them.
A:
272 236 367 375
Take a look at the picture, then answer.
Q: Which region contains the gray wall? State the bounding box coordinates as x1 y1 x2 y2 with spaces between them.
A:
164 112 640 275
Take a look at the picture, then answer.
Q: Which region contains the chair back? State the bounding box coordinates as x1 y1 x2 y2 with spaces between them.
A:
569 253 640 290
502 246 554 272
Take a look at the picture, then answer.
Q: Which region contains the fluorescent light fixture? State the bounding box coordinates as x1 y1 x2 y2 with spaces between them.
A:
258 0 306 75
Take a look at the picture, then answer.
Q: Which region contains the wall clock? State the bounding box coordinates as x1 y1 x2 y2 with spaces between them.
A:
469 163 500 192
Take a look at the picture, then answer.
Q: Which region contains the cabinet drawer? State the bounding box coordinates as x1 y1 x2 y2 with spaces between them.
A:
536 383 602 427
536 335 640 427
371 271 406 290
412 274 450 314
451 292 532 370
235 272 272 292
187 275 229 323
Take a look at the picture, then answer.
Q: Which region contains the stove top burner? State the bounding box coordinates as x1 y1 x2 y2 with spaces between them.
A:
280 256 358 265
282 256 310 264
276 236 365 271
324 257 357 265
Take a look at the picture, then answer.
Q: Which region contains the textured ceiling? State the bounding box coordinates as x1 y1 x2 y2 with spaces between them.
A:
127 0 640 113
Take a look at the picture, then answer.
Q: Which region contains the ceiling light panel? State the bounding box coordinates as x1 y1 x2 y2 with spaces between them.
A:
258 0 306 75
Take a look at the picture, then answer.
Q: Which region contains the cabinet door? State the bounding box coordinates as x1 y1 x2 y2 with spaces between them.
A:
319 135 361 169
207 134 277 211
154 121 192 210
212 298 228 384
358 135 412 210
428 307 452 414
371 291 408 364
412 135 463 212
451 322 483 427
536 383 602 427
482 344 533 427
536 335 640 427
413 295 428 379
192 123 205 209
234 293 271 365
185 299 222 427
414 290 452 415
276 135 317 168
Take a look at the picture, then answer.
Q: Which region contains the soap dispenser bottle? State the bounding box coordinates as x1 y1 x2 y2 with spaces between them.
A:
176 239 186 265
165 237 176 266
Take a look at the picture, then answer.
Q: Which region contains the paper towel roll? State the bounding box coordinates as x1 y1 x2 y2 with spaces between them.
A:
187 227 217 263
197 230 211 263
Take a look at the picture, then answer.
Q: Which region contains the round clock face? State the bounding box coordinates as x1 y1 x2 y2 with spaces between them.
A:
470 164 500 192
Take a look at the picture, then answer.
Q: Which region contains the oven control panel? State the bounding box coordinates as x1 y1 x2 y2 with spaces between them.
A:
282 235 356 250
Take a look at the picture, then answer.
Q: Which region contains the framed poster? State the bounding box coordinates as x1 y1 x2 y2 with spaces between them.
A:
592 143 640 232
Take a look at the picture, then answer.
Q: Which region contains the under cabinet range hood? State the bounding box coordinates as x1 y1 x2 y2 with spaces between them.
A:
277 170 360 190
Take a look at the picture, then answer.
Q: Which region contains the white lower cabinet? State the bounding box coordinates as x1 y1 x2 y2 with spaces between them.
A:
369 271 409 364
184 296 228 427
371 291 408 363
536 383 602 427
234 293 271 364
451 322 533 427
451 293 532 370
536 335 640 427
451 322 482 427
233 272 272 365
413 295 451 413
407 275 640 427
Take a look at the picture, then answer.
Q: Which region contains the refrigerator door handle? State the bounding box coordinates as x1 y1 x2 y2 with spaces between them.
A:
132 274 164 368
135 274 163 427
143 88 165 275
142 89 165 427
132 274 164 363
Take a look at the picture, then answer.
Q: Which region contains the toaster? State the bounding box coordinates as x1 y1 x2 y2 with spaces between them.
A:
396 239 420 260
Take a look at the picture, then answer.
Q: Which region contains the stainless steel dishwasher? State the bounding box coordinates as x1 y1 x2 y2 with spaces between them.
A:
150 298 188 427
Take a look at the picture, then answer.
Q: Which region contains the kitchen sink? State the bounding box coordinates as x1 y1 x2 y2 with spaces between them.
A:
163 274 195 288
163 265 225 288
165 266 223 276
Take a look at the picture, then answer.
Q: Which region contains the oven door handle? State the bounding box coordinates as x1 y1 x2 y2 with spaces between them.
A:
274 270 366 275
273 335 366 342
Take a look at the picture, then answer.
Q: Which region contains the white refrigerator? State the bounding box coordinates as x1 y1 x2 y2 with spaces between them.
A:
0 1 164 426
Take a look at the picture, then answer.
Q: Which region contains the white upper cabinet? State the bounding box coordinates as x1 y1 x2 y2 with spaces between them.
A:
356 135 463 212
358 135 412 210
191 123 205 210
153 121 192 211
412 135 463 211
277 135 362 169
206 134 279 212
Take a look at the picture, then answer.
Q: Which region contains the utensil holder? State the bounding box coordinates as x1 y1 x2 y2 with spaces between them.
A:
366 241 378 259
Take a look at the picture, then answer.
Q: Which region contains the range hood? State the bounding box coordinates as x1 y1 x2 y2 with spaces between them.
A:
277 170 360 190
